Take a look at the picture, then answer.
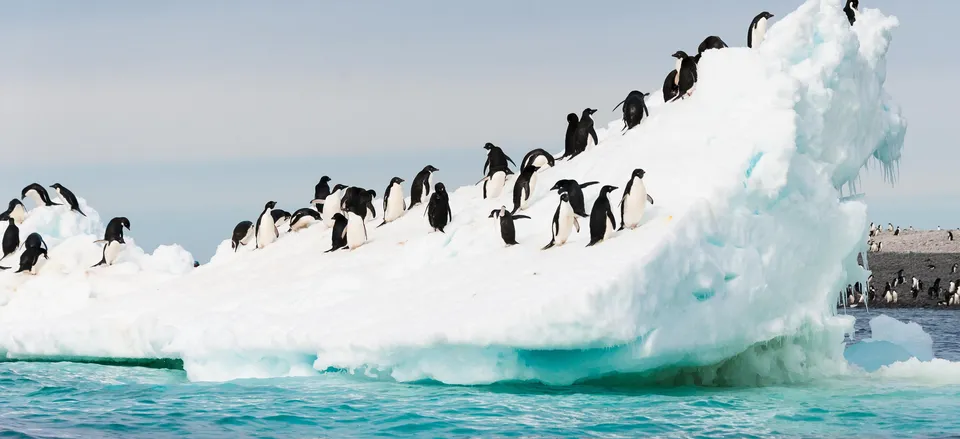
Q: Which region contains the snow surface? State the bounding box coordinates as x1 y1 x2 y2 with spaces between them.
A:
1 0 909 385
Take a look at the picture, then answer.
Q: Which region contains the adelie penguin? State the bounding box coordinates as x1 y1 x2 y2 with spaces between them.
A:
1 218 19 261
50 183 86 217
480 143 515 199
231 220 255 251
587 185 619 247
0 199 27 225
325 213 349 253
101 217 131 244
520 149 555 172
694 36 728 63
571 108 599 159
426 183 452 233
670 51 697 101
92 240 123 268
561 113 580 160
619 168 655 230
255 201 279 249
662 70 679 102
844 0 858 26
542 193 580 250
612 91 650 132
340 187 377 220
489 206 530 247
313 183 348 227
410 165 439 209
21 183 60 208
314 176 332 213
271 209 292 228
747 12 774 49
24 233 47 251
549 179 599 218
342 198 369 250
380 177 406 227
511 165 540 213
289 208 321 232
3 246 48 274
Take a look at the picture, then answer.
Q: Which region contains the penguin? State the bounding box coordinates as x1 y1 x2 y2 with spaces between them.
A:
313 183 348 227
271 209 292 228
339 187 377 220
325 213 349 253
511 165 540 213
102 217 131 244
1 218 19 261
571 108 599 158
949 231 954 241
587 185 618 247
670 51 697 101
929 278 942 299
952 263 958 274
488 206 530 247
520 149 556 172
380 177 406 227
481 170 508 200
888 223 893 232
231 220 255 251
23 232 46 251
343 201 368 250
542 193 580 250
612 90 650 132
49 183 86 217
426 183 452 233
21 183 60 208
92 239 123 268
0 200 27 225
619 168 655 230
314 176 332 213
694 36 728 63
894 269 905 287
409 165 439 209
844 0 858 26
662 70 679 102
8 246 47 274
561 113 580 160
254 201 278 249
289 208 321 232
884 282 898 304
549 179 599 217
894 226 900 236
482 143 516 177
747 12 774 48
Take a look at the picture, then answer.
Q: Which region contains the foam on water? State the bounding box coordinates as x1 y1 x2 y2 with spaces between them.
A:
0 0 915 385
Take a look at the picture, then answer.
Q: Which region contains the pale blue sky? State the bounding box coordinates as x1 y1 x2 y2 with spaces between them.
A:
0 1 949 261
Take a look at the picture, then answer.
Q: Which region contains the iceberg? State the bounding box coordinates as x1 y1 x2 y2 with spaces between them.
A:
0 0 905 385
845 314 935 372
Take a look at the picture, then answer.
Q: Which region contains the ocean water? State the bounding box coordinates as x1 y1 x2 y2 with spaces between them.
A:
2 309 958 438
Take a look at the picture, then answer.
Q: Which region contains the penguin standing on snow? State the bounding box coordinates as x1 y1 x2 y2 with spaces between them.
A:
694 36 728 63
542 193 580 250
2 246 48 274
619 168 655 230
0 200 27 225
549 179 599 218
662 70 679 102
481 143 515 199
747 12 774 48
561 113 580 160
288 208 321 232
670 51 697 101
231 220 255 251
844 0 858 25
23 233 46 251
314 184 348 227
102 217 131 244
1 218 19 261
380 177 406 227
342 198 368 250
409 165 439 209
571 108 599 158
271 209 292 228
489 206 530 247
426 183 452 233
587 185 619 247
612 91 650 132
255 201 279 249
21 183 59 208
49 183 86 217
314 176 332 213
511 165 540 213
325 213 349 253
520 149 555 172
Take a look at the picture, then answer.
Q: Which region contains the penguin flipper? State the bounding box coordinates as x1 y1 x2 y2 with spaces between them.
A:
506 155 516 167
512 215 531 220
589 128 598 146
647 194 655 205
573 217 580 233
0 266 9 270
612 100 625 112
579 181 600 189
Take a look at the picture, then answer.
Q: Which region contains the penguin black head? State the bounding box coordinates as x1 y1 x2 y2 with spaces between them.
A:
632 168 646 179
7 199 22 210
193 261 200 268
847 0 858 10
320 176 331 183
581 108 597 118
332 213 347 223
671 51 690 59
366 189 377 198
483 142 496 151
757 11 774 20
424 165 439 173
115 217 131 230
390 177 405 185
550 179 573 192
435 183 447 194
50 183 65 190
599 185 619 195
567 113 579 124
264 201 277 210
332 184 349 192
20 183 43 200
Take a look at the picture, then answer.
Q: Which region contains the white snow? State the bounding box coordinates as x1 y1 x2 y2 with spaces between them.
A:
0 0 909 385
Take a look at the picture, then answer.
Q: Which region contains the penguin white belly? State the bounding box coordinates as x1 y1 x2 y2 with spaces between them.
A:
104 240 123 266
322 193 343 227
555 203 576 246
521 173 538 210
25 190 45 207
884 291 892 303
346 212 366 249
384 187 406 222
240 225 255 245
621 180 648 229
10 205 26 224
605 216 615 240
290 217 315 232
486 171 506 198
754 18 768 46
674 59 682 85
892 291 898 303
532 155 549 170
257 212 278 248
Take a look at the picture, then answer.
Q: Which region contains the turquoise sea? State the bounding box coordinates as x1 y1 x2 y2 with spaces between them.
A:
2 308 959 438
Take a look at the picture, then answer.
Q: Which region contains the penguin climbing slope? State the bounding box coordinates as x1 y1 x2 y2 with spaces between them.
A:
550 179 599 218
231 220 255 251
50 183 86 216
410 165 439 209
255 201 279 249
619 168 655 230
427 183 452 233
587 185 618 247
489 206 530 246
380 177 406 227
21 183 59 208
612 90 650 132
670 51 697 101
542 193 580 250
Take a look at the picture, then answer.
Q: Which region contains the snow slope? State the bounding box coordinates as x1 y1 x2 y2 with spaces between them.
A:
0 0 906 385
